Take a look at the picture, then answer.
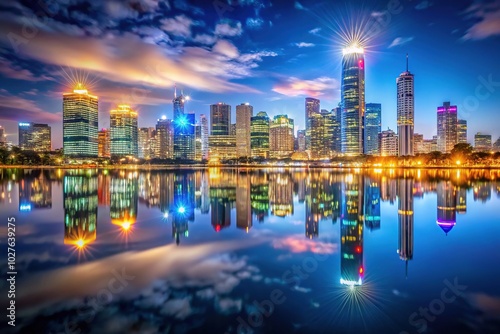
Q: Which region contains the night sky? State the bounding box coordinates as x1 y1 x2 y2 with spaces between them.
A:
0 0 499 149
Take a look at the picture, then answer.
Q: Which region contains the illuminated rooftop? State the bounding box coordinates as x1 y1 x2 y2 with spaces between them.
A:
342 44 364 55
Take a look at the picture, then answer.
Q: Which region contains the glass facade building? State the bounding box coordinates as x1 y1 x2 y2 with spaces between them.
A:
250 111 270 159
110 105 138 158
397 56 415 156
18 122 51 152
364 103 381 155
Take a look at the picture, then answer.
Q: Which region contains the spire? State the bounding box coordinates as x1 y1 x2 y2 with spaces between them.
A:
174 84 177 98
406 53 409 72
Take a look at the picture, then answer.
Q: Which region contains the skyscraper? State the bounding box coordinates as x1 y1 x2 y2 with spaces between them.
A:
250 111 270 159
341 45 365 155
156 116 174 159
332 106 342 154
297 130 306 152
110 104 138 158
309 112 325 159
199 114 209 160
397 55 415 156
437 102 458 153
98 128 110 158
18 122 51 152
379 128 398 156
210 103 231 135
269 115 294 159
138 127 153 159
457 119 467 144
474 132 492 151
173 89 195 160
209 103 235 161
305 97 320 150
236 103 253 158
364 103 381 155
63 83 98 157
0 125 6 147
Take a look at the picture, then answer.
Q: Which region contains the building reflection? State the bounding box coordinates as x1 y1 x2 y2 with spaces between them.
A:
138 172 160 208
250 171 269 222
340 174 364 286
364 176 381 231
305 172 339 238
473 182 491 203
456 186 467 213
171 172 195 244
19 170 52 211
63 171 98 247
210 169 236 231
110 171 138 231
97 171 110 206
397 177 414 277
236 172 252 231
436 181 456 235
269 172 294 217
160 173 175 216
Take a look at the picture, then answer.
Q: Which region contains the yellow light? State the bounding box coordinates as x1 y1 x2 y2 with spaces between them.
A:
456 160 461 165
122 222 131 230
76 239 85 248
343 43 364 55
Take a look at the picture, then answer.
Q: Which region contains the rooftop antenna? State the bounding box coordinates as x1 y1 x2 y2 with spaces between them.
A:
406 53 409 72
174 84 177 98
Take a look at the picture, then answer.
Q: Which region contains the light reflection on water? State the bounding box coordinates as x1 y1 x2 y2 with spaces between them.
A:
0 168 499 334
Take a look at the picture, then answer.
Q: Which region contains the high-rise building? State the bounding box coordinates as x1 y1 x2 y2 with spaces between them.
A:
474 132 492 151
156 116 174 159
457 119 468 144
437 102 458 153
195 122 202 161
210 103 231 135
332 106 342 154
305 97 320 150
138 127 153 159
0 125 6 147
172 88 195 160
199 114 209 160
236 103 253 158
297 130 306 152
250 111 270 159
413 133 424 154
397 55 414 156
494 137 500 152
341 45 365 155
364 103 381 155
270 115 294 159
309 112 325 159
209 103 235 161
379 128 398 156
98 128 110 158
110 104 138 158
63 83 98 157
18 122 51 152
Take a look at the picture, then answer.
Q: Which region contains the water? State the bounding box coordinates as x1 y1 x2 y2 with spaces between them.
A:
1 168 499 334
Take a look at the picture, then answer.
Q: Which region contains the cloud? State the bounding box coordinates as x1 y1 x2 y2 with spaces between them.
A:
415 1 433 10
272 76 340 98
213 40 240 59
193 34 217 45
371 11 386 18
0 90 60 124
246 17 264 29
272 235 338 254
295 1 306 10
388 36 415 48
160 297 193 319
462 1 500 40
309 27 321 35
467 293 500 318
295 42 315 48
215 21 243 36
215 297 243 315
161 14 196 38
0 57 52 82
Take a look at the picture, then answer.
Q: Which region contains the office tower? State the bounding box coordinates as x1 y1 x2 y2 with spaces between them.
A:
269 172 293 217
494 137 500 152
199 114 209 160
431 135 438 152
231 123 236 136
236 173 252 231
437 102 458 153
340 174 364 286
0 125 6 147
63 171 98 247
210 103 231 135
297 130 306 152
341 45 365 155
332 106 342 154
18 122 51 152
364 176 380 230
436 181 456 235
474 132 492 151
138 127 154 159
156 116 174 159
457 119 467 144
195 122 202 161
236 103 253 158
309 112 325 159
397 55 414 156
305 97 320 150
110 170 138 230
172 88 194 160
250 111 270 159
110 105 138 158
270 115 294 159
209 103 235 160
397 178 414 277
321 109 336 157
19 170 52 211
364 103 381 155
413 133 424 154
98 129 110 158
63 83 98 157
379 128 398 156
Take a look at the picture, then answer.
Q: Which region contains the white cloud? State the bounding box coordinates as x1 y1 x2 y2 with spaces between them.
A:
295 42 315 48
160 297 193 319
161 14 195 38
388 36 415 48
193 34 217 45
215 21 243 36
246 17 264 29
462 1 500 40
213 40 240 59
273 76 340 98
309 27 321 35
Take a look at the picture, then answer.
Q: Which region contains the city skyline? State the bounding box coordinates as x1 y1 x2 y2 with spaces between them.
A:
0 0 499 149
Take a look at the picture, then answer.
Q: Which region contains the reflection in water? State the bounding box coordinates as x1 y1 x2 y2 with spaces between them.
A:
398 177 414 277
236 172 252 231
171 172 195 244
364 175 381 231
437 180 457 235
270 172 294 217
250 171 269 222
63 171 98 247
19 170 52 211
110 171 138 231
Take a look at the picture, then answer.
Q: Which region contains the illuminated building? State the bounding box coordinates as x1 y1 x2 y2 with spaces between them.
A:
456 186 467 213
138 127 154 159
236 173 252 231
19 170 52 211
18 122 51 152
457 119 467 144
270 115 294 159
436 181 456 235
110 171 138 230
199 114 209 160
397 55 414 156
171 172 195 244
210 174 236 231
173 88 194 160
63 172 98 246
306 172 336 238
494 137 500 152
236 103 253 158
97 172 110 206
474 132 492 152
63 84 98 157
413 133 424 154
297 130 306 152
156 117 174 159
0 125 6 147
251 172 269 222
364 103 381 155
340 174 364 286
209 103 235 161
269 172 294 217
437 102 458 153
379 128 398 156
341 45 365 155
208 135 237 160
305 97 320 150
98 129 110 158
308 112 326 159
250 111 270 159
195 122 202 161
364 176 380 230
397 178 414 277
332 106 342 154
110 105 138 158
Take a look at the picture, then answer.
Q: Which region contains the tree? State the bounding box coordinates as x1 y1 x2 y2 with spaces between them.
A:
451 143 473 157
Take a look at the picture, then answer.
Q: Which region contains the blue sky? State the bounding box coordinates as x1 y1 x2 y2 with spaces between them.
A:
0 0 499 148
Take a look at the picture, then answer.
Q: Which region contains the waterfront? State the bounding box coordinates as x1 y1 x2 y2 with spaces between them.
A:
1 168 500 334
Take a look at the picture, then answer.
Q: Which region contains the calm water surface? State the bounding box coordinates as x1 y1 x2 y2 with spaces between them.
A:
1 168 500 334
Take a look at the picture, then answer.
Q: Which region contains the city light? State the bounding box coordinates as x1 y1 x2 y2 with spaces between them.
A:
342 43 364 55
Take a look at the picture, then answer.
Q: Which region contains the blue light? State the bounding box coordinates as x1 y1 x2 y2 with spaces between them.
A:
19 203 32 211
177 206 186 214
19 122 31 127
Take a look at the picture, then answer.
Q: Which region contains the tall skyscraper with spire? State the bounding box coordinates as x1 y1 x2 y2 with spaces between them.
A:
397 54 415 156
172 86 195 160
341 45 365 155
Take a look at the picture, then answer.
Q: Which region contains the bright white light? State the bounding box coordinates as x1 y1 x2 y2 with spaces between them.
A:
163 212 169 219
178 206 186 214
342 44 364 55
161 115 167 120
185 96 190 101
